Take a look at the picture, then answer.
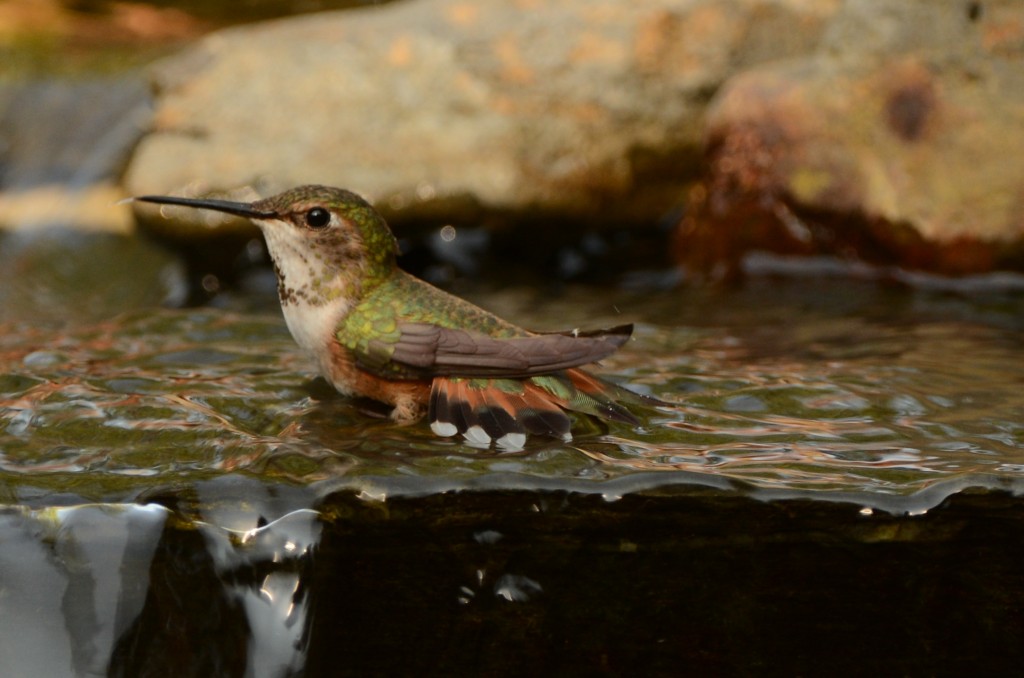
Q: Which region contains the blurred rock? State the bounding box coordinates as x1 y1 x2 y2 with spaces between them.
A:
0 182 135 234
681 0 1024 277
0 77 151 233
125 0 839 237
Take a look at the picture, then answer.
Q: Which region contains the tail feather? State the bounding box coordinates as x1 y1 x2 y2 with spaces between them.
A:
474 389 524 439
428 381 456 436
429 378 535 450
427 369 656 449
519 382 572 439
449 378 474 436
564 369 642 425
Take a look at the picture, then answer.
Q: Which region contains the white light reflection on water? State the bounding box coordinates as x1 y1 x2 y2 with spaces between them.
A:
494 574 544 603
0 496 324 678
195 505 321 678
0 503 168 677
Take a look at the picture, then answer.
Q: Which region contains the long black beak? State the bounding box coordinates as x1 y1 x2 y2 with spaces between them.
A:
133 195 276 220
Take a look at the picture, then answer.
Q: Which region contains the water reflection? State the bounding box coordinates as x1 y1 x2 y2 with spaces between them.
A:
0 504 167 677
195 507 320 678
0 495 325 676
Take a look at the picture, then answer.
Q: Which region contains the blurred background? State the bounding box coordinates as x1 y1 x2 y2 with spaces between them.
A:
3 2 1024 676
3 0 1023 317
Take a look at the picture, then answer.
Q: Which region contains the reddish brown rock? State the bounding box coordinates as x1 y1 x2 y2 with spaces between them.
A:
680 0 1024 277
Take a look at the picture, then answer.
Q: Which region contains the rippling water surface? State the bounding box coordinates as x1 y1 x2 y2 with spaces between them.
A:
1 266 1022 508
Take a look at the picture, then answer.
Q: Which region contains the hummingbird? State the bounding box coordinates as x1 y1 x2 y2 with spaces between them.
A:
135 185 655 450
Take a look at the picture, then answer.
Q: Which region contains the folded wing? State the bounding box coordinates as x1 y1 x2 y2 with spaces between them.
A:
365 322 633 378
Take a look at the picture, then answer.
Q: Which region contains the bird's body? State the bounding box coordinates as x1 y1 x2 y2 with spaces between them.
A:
136 185 653 449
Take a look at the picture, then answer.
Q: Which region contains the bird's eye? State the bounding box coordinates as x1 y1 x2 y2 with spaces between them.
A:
304 207 331 229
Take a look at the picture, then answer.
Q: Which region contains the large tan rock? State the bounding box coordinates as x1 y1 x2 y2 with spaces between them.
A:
125 0 838 236
687 0 1024 275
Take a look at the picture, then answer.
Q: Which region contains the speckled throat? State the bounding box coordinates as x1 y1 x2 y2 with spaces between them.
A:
253 216 366 360
258 217 363 307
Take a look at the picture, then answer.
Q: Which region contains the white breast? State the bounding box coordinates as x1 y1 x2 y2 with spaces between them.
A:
280 298 353 392
255 217 356 391
280 297 348 355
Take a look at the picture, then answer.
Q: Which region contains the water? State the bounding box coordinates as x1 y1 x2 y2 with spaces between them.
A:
4 263 1021 507
1 240 1024 674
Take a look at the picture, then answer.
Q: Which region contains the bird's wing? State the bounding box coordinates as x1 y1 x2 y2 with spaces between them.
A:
357 322 633 378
